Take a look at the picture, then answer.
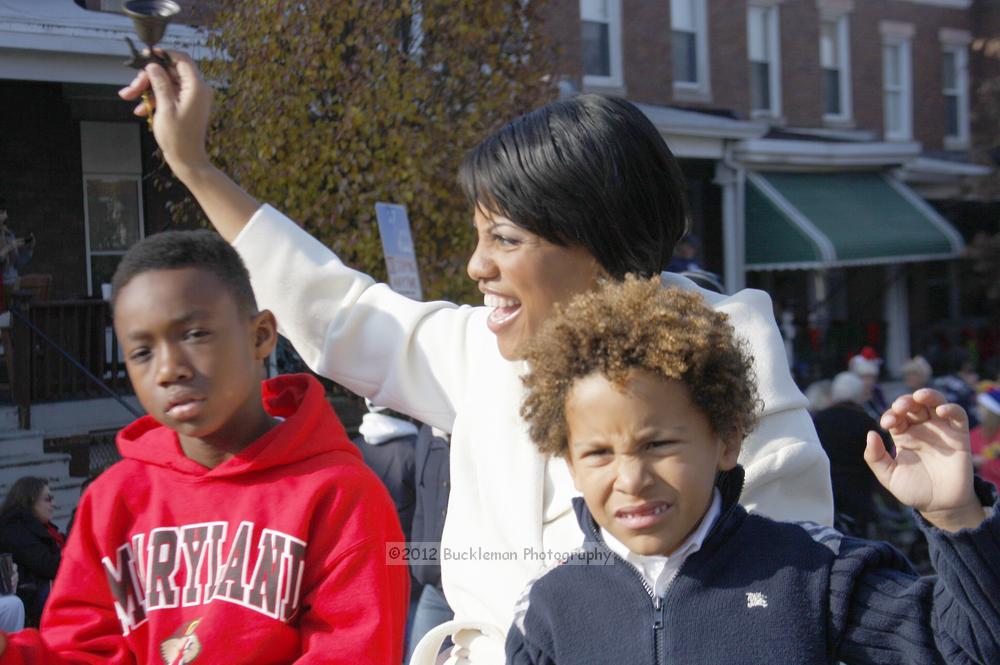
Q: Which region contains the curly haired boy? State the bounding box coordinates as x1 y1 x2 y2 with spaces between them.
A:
508 276 1000 665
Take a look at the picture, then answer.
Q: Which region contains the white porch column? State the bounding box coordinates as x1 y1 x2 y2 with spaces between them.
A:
883 264 910 377
714 152 746 294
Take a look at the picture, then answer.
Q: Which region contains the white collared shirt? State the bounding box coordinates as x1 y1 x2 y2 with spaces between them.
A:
601 490 722 599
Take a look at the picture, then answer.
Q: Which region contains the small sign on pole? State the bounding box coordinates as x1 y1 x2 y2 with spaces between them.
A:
374 202 423 300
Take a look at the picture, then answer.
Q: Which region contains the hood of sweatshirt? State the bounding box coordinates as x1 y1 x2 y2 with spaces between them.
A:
116 373 359 478
358 411 419 445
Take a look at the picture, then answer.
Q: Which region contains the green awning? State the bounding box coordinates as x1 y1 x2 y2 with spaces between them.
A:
745 171 965 271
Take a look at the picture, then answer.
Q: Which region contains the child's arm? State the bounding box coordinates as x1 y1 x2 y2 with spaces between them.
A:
293 476 410 665
828 389 1000 664
864 388 985 531
505 622 558 665
294 538 409 664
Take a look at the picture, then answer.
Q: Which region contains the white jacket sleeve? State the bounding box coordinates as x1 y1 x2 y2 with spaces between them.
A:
701 283 834 525
232 205 485 432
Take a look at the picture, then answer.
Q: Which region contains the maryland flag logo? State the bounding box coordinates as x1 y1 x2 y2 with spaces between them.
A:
160 618 202 664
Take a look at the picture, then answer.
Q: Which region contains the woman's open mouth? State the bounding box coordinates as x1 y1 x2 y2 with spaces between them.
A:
484 293 522 334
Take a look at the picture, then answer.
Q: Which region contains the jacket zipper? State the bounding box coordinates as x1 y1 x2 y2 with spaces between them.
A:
578 483 742 665
583 515 664 662
653 595 664 664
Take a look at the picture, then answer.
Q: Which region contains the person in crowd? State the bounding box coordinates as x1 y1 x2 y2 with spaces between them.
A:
902 355 933 392
813 373 884 537
0 593 23 635
0 200 33 322
508 277 1000 665
0 552 23 634
932 349 981 429
120 53 832 660
353 400 419 541
971 386 1000 489
353 404 454 661
0 478 62 628
664 234 702 273
351 400 421 656
0 231 408 663
848 348 887 420
0 200 33 293
803 379 833 414
407 425 455 662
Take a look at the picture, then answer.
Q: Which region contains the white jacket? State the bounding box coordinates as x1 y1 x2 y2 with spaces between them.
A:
234 205 833 639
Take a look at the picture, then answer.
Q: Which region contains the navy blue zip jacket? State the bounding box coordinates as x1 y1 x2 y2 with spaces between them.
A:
506 467 1000 665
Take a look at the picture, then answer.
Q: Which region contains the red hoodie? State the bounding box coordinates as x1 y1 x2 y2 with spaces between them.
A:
2 374 408 664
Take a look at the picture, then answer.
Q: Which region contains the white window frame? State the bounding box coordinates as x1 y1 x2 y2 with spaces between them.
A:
880 22 914 142
820 13 852 123
940 28 971 150
80 122 145 297
671 0 710 101
580 0 623 89
747 3 782 119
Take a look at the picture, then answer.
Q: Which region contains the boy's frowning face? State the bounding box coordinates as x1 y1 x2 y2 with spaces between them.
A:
565 370 740 557
114 267 276 451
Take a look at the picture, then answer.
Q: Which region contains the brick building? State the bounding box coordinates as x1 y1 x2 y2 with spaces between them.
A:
2 0 996 382
0 1 203 299
548 0 996 380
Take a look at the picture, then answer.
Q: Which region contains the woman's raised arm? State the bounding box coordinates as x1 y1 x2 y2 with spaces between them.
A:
118 52 258 242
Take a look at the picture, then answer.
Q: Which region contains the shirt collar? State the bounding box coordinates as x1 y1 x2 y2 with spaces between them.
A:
601 489 722 594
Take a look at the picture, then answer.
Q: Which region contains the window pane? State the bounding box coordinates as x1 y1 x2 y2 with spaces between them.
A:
883 44 900 87
820 21 838 68
672 0 695 32
751 61 771 111
944 95 959 136
85 179 141 252
582 20 611 77
672 30 698 83
748 7 769 62
885 90 901 133
580 0 608 22
942 51 957 91
824 68 841 115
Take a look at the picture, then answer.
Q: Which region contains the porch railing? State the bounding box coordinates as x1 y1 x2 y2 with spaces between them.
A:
9 292 138 428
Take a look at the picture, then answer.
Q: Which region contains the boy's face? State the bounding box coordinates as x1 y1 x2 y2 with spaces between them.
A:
564 370 740 557
114 267 277 449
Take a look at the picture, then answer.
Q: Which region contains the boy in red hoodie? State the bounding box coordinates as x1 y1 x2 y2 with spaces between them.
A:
0 230 408 663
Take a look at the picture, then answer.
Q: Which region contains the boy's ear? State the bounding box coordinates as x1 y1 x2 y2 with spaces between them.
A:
250 309 279 361
717 435 741 472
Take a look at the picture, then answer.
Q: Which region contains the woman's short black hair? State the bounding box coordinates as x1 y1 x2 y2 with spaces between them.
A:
111 230 258 315
0 476 48 521
459 94 690 279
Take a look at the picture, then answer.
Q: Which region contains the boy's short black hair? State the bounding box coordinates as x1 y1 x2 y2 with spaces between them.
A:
111 230 258 314
459 94 690 279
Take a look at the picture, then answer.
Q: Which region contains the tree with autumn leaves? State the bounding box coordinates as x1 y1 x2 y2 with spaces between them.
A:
166 1 557 303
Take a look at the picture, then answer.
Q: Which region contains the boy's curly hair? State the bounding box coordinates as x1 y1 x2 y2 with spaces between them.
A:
520 276 761 457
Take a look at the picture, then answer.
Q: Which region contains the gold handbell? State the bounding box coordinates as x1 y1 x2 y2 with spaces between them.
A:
122 0 181 130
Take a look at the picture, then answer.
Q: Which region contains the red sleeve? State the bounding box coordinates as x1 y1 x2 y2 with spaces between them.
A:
1 494 133 664
294 472 409 664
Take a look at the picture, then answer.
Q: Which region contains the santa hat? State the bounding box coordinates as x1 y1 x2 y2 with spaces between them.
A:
849 354 880 377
